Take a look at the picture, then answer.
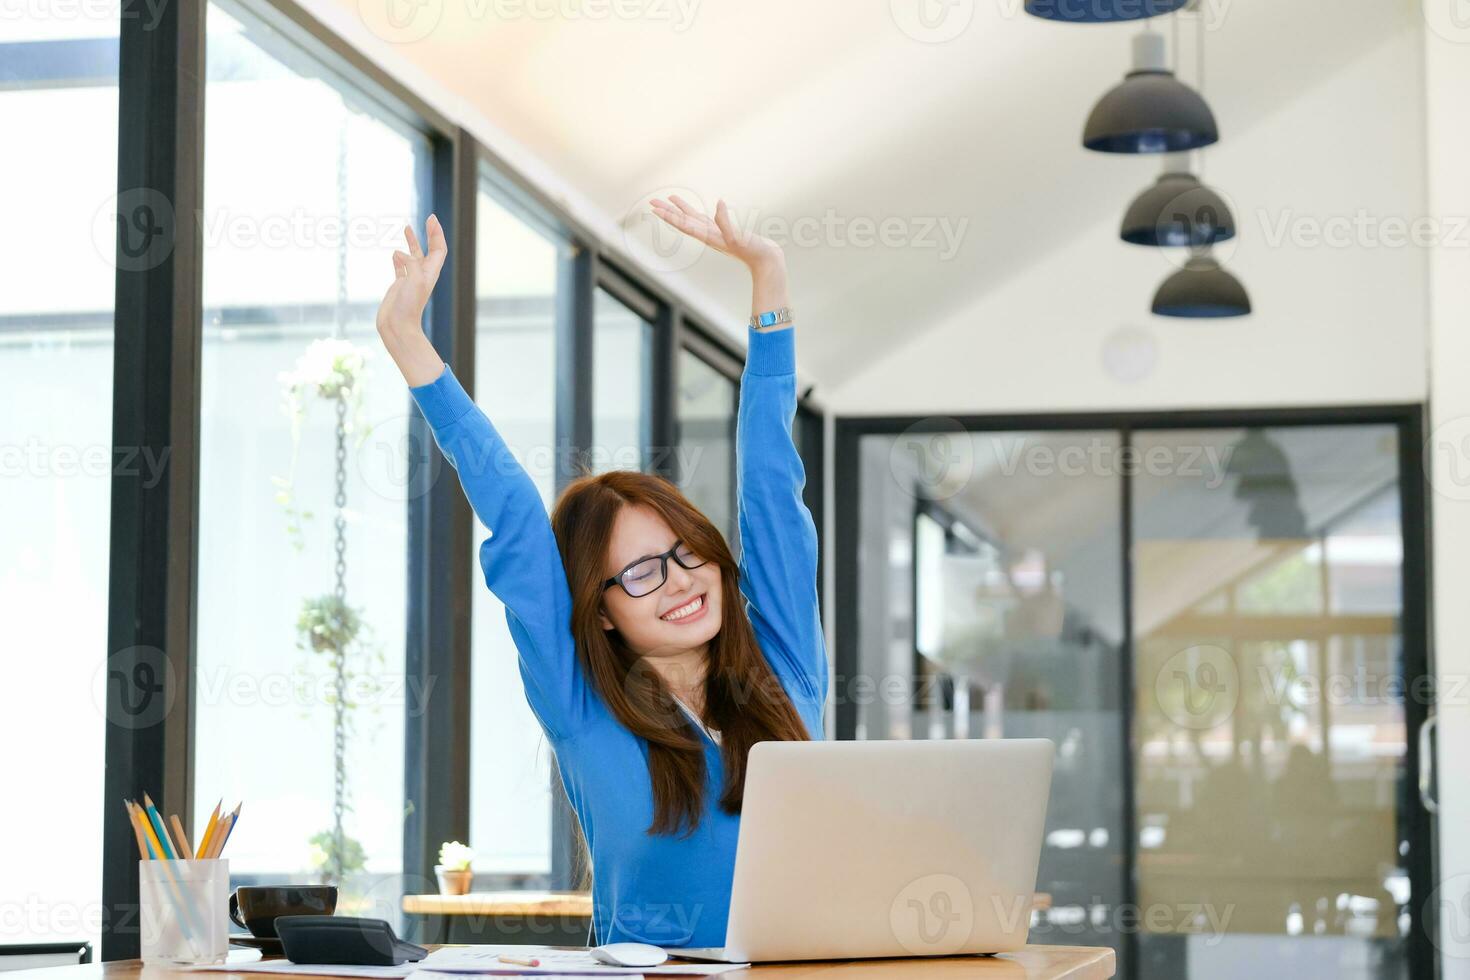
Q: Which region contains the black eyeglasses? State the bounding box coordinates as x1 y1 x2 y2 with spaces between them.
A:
603 540 708 598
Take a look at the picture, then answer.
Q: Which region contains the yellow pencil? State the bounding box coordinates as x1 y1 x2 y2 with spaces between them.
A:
131 801 169 863
204 815 226 859
168 814 193 859
207 806 239 859
124 800 149 860
195 800 221 859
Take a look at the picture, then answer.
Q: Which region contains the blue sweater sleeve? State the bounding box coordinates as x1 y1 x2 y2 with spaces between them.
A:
408 362 597 742
735 325 829 715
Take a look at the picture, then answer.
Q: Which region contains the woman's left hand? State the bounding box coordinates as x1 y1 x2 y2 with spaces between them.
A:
649 196 785 274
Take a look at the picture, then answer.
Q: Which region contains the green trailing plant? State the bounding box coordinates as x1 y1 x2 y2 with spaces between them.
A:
308 829 368 883
273 338 372 551
276 336 383 887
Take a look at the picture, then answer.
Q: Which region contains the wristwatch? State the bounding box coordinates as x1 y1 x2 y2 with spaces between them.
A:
750 307 794 331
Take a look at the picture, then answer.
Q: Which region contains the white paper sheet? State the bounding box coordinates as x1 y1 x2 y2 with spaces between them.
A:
193 961 419 978
418 946 749 975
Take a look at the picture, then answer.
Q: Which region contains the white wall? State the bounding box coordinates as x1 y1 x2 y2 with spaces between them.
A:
827 21 1429 416
1423 8 1470 974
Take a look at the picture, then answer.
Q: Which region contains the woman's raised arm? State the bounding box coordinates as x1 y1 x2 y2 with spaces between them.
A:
648 199 828 713
377 216 599 742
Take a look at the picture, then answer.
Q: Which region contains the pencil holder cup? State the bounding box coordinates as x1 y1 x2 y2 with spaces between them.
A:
140 858 230 965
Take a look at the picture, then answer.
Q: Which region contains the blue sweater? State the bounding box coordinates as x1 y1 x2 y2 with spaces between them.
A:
408 324 829 948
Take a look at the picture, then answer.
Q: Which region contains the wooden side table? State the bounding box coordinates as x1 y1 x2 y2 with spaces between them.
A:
401 890 594 945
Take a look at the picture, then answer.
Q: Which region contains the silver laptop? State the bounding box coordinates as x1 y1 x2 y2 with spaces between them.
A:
669 737 1054 963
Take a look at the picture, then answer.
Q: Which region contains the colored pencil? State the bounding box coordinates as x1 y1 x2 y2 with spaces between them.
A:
196 801 222 859
497 955 541 967
168 814 193 859
208 805 240 859
141 794 176 861
125 799 149 861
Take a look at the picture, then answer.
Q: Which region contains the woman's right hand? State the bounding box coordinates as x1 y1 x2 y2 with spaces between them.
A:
377 214 450 386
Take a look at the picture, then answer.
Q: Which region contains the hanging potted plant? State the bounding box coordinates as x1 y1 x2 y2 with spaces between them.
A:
275 336 381 887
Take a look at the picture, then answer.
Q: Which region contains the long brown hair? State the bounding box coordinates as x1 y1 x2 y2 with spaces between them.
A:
550 470 811 838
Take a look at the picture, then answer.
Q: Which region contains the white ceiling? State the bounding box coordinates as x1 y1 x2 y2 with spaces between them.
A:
325 0 1428 396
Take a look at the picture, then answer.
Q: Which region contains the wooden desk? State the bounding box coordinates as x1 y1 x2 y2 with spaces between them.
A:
4 944 1114 980
400 893 1054 945
401 893 1055 918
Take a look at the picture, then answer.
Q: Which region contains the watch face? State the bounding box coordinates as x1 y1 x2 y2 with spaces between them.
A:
751 309 792 330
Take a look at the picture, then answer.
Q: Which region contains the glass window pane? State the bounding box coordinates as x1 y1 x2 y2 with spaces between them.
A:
676 349 736 543
592 289 652 474
1132 426 1409 979
854 430 1128 965
469 186 560 878
0 13 119 951
194 0 429 916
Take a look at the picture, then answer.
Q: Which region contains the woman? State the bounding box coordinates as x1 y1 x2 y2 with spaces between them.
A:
374 196 828 948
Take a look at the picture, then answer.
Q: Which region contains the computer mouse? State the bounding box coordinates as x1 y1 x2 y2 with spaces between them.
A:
589 942 669 967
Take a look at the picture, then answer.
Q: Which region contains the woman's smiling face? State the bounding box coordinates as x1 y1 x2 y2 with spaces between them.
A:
597 504 724 658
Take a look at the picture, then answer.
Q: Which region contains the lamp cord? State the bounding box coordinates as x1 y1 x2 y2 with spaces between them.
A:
1196 6 1207 180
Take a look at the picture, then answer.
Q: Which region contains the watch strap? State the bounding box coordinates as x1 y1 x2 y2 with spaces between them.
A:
749 307 794 331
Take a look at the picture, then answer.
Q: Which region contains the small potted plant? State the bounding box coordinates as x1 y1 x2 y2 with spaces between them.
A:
435 841 475 896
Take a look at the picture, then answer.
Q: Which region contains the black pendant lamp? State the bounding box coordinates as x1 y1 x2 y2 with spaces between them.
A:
1083 32 1218 153
1152 251 1251 318
1121 154 1235 246
1025 0 1188 22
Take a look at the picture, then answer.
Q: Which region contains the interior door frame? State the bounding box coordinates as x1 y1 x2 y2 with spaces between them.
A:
833 403 1436 980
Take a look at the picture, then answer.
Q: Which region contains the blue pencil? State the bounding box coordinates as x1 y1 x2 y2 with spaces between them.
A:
141 794 177 860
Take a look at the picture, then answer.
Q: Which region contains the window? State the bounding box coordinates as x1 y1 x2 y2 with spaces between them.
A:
193 0 430 912
591 288 653 474
0 10 120 951
676 348 737 544
468 182 562 878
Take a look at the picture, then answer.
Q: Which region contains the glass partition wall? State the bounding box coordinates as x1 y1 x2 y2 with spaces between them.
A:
1131 426 1412 979
855 430 1130 961
837 415 1432 980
